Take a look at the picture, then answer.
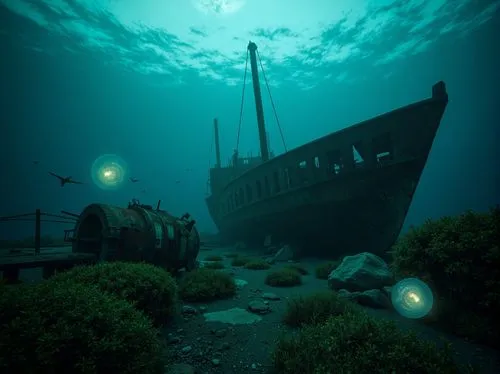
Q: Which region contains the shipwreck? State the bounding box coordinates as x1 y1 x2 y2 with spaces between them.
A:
205 41 449 259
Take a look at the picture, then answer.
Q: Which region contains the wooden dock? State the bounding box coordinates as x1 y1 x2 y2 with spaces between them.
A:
0 248 97 283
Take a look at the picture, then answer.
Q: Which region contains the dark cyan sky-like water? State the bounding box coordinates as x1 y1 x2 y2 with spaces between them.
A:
0 0 499 239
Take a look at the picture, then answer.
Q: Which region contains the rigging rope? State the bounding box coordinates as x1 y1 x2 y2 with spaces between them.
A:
236 49 250 153
257 49 288 153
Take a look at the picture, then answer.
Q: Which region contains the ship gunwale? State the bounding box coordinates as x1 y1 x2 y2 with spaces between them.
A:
216 94 442 195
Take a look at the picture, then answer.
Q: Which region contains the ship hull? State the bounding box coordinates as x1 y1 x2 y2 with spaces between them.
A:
205 82 448 259
208 158 424 259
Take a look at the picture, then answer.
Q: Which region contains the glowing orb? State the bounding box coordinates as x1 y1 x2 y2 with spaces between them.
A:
391 277 434 319
91 154 128 190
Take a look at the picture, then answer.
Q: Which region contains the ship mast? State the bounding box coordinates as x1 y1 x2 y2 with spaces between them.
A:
247 41 270 162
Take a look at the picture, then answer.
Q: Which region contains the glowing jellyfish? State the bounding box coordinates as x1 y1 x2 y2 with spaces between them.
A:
91 154 128 190
391 277 434 319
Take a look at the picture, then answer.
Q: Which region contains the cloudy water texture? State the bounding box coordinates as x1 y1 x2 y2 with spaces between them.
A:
0 0 499 240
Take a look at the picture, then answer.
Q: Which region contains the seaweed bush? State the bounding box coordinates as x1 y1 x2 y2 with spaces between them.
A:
390 207 500 347
283 291 359 327
265 268 302 287
0 280 165 374
272 311 468 374
50 261 178 325
244 258 271 270
178 268 236 301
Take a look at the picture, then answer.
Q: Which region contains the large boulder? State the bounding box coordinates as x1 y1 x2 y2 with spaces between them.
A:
337 289 392 309
328 252 393 292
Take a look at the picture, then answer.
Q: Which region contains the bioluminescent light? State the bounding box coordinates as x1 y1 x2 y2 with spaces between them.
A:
391 277 434 319
91 154 128 190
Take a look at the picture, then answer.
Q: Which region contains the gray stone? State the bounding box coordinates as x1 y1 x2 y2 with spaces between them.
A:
356 289 392 309
181 346 192 354
248 299 271 314
328 252 393 291
262 292 280 300
336 288 392 309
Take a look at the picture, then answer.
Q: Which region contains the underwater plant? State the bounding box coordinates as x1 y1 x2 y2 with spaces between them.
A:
244 258 271 270
178 268 236 302
390 207 500 347
265 268 302 287
49 261 178 325
272 311 468 374
283 290 360 327
0 279 164 374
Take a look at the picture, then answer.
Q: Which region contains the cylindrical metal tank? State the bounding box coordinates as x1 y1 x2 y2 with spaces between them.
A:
71 200 200 272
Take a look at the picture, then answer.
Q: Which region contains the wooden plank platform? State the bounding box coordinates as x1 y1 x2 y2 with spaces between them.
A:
0 252 97 270
0 251 97 284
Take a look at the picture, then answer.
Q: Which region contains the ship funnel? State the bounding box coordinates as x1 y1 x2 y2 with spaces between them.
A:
213 118 221 168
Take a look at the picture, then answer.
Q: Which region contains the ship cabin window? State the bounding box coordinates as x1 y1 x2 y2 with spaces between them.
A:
246 184 253 203
372 132 393 166
273 171 281 194
243 159 249 165
227 196 232 212
256 180 263 199
314 156 320 168
352 143 365 168
326 149 343 175
283 168 291 189
297 160 309 184
264 176 271 196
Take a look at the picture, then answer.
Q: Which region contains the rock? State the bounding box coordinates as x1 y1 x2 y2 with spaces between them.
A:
211 358 221 366
181 305 198 315
181 346 192 354
251 363 257 370
336 289 358 301
271 244 294 263
356 289 392 309
235 278 248 289
262 292 280 300
165 363 196 374
248 299 271 314
328 252 393 292
336 289 392 309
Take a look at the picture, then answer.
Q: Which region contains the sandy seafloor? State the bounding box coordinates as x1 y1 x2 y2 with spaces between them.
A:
4 246 500 374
